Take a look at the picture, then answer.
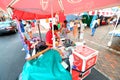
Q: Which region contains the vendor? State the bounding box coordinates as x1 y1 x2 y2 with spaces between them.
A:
60 20 70 39
24 21 33 39
45 24 60 47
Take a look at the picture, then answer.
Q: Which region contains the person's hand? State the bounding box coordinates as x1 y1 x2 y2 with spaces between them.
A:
31 41 39 48
55 41 59 46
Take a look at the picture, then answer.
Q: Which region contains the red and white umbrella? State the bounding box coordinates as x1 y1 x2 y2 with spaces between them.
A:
0 0 120 18
10 0 120 15
0 0 13 11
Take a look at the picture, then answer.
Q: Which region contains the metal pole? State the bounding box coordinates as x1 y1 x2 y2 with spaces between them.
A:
37 20 42 41
50 0 56 48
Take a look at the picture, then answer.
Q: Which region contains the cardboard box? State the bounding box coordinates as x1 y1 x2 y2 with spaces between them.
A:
72 45 98 72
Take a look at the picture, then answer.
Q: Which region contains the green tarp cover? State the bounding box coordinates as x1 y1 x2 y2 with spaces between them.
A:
22 49 72 80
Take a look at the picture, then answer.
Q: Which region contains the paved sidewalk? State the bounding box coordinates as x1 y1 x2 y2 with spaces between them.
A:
82 25 120 80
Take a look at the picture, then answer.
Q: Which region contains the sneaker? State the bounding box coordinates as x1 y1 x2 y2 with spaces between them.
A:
91 34 94 36
21 48 25 51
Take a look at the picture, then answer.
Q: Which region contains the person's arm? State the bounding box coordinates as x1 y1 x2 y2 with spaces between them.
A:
66 28 70 33
46 42 53 47
46 39 60 47
54 32 61 46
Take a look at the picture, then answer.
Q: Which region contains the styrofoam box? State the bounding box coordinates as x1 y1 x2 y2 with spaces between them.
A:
72 45 98 72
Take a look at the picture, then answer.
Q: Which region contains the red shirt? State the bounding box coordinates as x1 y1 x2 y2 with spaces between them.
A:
45 30 58 47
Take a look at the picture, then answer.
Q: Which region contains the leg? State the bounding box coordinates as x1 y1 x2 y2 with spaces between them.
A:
91 28 96 36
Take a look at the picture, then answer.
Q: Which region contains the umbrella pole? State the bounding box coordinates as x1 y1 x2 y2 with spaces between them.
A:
77 13 81 41
50 0 55 48
37 21 42 41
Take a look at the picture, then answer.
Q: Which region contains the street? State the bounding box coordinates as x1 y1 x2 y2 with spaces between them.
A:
0 33 26 80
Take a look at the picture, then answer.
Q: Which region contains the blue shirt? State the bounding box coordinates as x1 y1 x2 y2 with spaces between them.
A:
20 22 25 32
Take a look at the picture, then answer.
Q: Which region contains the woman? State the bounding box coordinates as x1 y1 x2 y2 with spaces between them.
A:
60 20 70 39
24 21 33 39
73 22 78 41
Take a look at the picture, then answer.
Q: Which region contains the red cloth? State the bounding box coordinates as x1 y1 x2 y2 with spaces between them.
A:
25 40 32 50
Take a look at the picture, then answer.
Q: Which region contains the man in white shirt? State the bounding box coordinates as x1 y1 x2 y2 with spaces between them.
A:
91 19 99 36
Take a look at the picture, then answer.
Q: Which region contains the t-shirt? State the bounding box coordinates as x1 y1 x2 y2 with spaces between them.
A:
73 25 78 37
61 27 68 38
45 30 58 47
24 24 32 32
57 23 61 30
46 30 52 45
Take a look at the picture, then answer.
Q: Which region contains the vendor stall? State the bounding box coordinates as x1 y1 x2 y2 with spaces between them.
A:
18 37 99 80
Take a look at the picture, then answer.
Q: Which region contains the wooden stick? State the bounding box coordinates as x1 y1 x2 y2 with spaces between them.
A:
27 47 50 61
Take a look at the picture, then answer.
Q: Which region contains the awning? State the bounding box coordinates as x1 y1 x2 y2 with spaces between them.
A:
12 9 51 20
